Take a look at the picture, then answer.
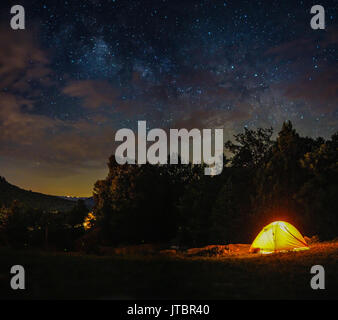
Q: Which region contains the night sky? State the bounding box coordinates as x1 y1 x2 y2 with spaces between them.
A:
0 0 337 196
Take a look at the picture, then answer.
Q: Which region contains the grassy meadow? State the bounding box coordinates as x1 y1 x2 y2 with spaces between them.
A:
0 241 337 300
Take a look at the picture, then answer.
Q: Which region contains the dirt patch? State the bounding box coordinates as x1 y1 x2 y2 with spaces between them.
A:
97 243 253 257
184 244 251 257
228 243 251 254
185 245 228 257
100 243 164 256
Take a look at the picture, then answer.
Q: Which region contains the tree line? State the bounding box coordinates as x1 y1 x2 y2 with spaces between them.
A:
1 121 337 250
0 199 88 250
93 121 338 247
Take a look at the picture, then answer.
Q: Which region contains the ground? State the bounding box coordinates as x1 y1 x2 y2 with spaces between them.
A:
0 241 337 300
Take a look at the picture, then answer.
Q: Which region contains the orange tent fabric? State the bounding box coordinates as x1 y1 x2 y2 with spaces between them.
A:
250 221 309 253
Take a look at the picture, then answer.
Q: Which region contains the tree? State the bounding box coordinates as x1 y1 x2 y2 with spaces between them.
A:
93 155 202 245
176 160 226 247
210 168 255 244
225 127 273 169
67 199 88 228
295 132 338 239
253 121 320 229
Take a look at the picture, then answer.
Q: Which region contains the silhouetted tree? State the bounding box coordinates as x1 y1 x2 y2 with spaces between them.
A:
93 155 202 245
225 127 273 169
295 132 338 239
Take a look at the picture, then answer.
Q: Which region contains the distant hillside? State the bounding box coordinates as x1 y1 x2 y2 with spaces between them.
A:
58 196 94 210
0 176 76 211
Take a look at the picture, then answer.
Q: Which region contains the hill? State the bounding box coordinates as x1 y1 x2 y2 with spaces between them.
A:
58 196 94 210
0 176 76 211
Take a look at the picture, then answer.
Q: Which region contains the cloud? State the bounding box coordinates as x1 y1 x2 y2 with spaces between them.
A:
0 91 115 168
0 26 52 91
265 27 337 62
264 27 338 116
171 107 249 131
282 69 338 113
0 27 117 175
0 93 55 143
62 80 119 109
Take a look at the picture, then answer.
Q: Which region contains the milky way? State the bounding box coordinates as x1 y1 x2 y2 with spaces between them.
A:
0 0 336 196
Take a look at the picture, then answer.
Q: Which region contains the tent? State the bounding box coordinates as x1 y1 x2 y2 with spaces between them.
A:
250 221 309 253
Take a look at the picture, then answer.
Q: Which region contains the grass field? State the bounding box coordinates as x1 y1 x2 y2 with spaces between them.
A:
0 242 337 300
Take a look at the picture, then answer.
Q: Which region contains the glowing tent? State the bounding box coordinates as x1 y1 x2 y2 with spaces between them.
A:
250 221 309 253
